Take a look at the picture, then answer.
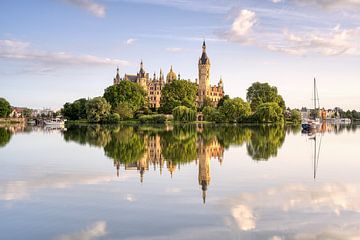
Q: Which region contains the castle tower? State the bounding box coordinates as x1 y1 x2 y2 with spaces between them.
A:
137 60 148 91
198 41 211 106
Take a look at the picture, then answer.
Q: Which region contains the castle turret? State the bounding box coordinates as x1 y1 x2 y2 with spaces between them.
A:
113 67 121 85
166 65 177 83
218 76 223 88
159 69 164 83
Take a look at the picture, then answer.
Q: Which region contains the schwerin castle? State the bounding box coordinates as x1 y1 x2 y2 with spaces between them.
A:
112 41 225 109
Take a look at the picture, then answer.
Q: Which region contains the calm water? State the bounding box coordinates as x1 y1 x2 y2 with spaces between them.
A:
1 123 360 240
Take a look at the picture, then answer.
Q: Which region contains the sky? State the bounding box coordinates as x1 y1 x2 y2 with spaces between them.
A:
0 0 360 111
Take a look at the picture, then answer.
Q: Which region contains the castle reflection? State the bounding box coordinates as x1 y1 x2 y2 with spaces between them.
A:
59 123 359 202
61 124 289 203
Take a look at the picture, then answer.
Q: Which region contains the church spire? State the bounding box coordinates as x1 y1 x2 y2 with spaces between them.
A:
202 40 206 52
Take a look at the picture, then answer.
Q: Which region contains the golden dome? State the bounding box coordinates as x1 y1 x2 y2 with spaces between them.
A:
166 66 177 83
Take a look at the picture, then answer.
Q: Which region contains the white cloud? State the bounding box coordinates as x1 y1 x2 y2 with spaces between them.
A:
0 39 130 67
292 0 360 10
226 9 257 44
64 0 106 17
266 26 360 56
55 221 107 240
165 47 183 53
272 0 283 3
125 38 137 45
224 9 360 57
123 0 230 14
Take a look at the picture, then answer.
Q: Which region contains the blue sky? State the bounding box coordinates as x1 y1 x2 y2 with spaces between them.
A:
1 0 360 110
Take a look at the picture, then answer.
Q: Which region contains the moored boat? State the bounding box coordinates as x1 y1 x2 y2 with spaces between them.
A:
44 118 66 126
302 78 323 131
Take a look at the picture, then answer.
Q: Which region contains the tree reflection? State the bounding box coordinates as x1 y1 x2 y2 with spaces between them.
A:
104 126 146 164
63 124 111 147
246 124 286 161
160 125 198 163
0 128 12 148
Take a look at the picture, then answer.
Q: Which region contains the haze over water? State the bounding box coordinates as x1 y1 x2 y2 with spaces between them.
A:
1 123 360 239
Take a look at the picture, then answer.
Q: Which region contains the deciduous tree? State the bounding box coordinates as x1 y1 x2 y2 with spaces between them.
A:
85 97 111 123
160 80 197 114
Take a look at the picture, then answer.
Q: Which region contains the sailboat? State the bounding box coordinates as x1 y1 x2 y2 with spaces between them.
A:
302 78 322 131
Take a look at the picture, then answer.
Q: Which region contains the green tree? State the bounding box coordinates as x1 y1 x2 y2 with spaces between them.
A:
0 98 11 118
62 98 87 120
290 109 302 123
217 95 230 108
203 106 215 121
246 82 285 112
254 102 284 123
22 108 32 118
173 106 197 122
114 102 134 120
219 98 251 123
202 106 224 122
160 80 197 114
106 113 121 123
103 81 146 112
85 97 111 123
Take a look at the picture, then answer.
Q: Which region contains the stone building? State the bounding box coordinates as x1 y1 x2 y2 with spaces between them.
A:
112 41 224 109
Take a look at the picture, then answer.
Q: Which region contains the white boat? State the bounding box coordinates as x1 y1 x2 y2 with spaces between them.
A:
44 118 66 126
302 78 323 131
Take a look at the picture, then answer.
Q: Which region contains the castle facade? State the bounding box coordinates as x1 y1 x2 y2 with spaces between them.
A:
113 41 224 109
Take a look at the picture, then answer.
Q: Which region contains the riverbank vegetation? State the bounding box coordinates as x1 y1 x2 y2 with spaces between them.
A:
60 81 301 124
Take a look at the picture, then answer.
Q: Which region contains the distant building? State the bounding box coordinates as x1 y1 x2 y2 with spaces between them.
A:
112 41 225 109
9 107 25 118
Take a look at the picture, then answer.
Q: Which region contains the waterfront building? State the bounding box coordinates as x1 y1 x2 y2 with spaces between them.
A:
112 41 225 109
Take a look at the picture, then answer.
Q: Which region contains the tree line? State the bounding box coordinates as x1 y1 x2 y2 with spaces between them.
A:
60 80 304 123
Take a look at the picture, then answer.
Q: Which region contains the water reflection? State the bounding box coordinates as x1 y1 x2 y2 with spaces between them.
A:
59 124 295 202
1 123 360 239
0 128 12 148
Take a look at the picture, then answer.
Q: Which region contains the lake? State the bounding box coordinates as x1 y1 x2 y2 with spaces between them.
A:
1 123 359 240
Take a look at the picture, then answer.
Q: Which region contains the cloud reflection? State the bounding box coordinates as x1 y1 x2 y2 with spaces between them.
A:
55 221 107 240
226 182 360 235
0 174 128 201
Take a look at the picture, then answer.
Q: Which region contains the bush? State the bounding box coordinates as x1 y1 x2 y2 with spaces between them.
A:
105 113 120 123
139 114 167 124
173 106 196 122
202 106 223 122
114 102 134 120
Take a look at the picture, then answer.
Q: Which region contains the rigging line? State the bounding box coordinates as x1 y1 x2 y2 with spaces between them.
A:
314 133 323 179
